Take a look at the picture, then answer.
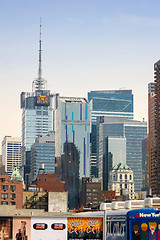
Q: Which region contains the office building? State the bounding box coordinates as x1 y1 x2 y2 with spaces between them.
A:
148 61 160 196
142 136 149 191
30 131 55 183
61 142 80 209
103 136 126 190
55 97 90 208
20 23 58 180
2 136 21 176
88 90 133 177
55 97 90 180
97 117 147 192
108 163 134 199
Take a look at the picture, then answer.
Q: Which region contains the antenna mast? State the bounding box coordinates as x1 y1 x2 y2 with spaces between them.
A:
32 18 47 92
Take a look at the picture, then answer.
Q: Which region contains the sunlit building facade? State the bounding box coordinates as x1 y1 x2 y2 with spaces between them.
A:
88 90 133 177
97 117 147 192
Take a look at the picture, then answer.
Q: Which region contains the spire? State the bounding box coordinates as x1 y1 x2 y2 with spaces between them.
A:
32 18 47 92
38 17 42 81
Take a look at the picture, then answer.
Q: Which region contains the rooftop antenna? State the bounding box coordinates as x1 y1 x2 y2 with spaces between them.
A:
32 18 47 92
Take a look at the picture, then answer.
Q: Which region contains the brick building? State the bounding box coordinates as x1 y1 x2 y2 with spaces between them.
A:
81 177 115 209
0 175 23 208
36 173 65 192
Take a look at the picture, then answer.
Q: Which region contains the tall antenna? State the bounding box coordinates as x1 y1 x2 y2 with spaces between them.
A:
38 17 42 80
32 18 47 92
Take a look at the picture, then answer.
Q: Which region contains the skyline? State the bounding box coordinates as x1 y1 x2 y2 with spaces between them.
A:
1 0 160 152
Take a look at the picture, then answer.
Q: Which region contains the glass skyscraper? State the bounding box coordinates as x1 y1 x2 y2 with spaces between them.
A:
55 97 90 180
20 23 58 180
30 131 55 183
97 116 147 192
102 136 126 190
88 90 134 177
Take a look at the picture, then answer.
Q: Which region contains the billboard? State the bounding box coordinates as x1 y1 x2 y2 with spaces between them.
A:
67 217 103 240
35 95 50 106
31 217 67 239
13 217 31 240
0 217 12 239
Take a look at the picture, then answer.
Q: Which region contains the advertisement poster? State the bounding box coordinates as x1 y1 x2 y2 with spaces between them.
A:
67 217 103 240
31 217 67 240
13 217 31 240
0 217 12 240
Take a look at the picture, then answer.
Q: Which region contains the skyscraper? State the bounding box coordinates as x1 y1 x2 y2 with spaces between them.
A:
148 61 160 196
103 136 126 190
30 131 55 183
2 136 21 176
97 116 147 192
20 23 58 180
88 90 134 177
55 97 90 208
55 97 90 181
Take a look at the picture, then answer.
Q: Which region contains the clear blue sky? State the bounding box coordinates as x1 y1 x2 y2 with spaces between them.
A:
0 0 159 151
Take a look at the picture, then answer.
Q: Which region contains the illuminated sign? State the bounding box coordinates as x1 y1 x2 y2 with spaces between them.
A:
33 223 48 230
51 223 66 230
36 95 49 106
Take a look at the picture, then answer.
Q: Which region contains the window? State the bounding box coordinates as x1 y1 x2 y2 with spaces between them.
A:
125 174 127 180
1 193 8 199
1 185 8 191
113 174 116 180
10 194 16 199
120 184 122 189
120 174 122 180
10 202 15 205
1 202 8 205
125 184 127 189
130 175 132 180
10 185 16 191
92 189 98 192
0 178 5 183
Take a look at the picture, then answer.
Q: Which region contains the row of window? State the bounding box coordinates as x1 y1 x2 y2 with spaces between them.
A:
1 185 16 191
1 201 15 205
1 193 15 199
113 174 132 180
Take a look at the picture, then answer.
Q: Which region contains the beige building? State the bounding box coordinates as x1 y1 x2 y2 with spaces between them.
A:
108 163 134 199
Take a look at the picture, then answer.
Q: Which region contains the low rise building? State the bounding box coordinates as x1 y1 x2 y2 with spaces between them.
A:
108 163 134 199
0 175 23 208
81 177 115 209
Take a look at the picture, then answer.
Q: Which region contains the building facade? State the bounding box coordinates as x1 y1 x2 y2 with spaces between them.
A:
142 136 149 191
55 97 90 180
108 163 134 199
148 61 160 196
103 136 126 190
2 136 21 176
30 131 55 183
20 24 58 180
81 177 115 209
88 90 133 177
97 117 147 192
148 82 156 195
0 175 23 208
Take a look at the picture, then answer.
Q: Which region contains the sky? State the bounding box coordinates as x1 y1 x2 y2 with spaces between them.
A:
0 0 160 152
